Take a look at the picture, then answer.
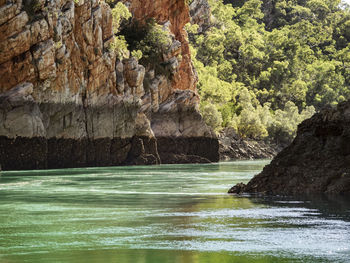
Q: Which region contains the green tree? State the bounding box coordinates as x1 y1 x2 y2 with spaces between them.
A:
201 103 223 131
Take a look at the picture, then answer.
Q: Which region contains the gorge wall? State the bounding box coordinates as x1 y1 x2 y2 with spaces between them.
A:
0 0 218 170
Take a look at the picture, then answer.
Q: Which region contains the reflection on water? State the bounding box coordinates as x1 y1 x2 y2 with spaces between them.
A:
0 160 349 263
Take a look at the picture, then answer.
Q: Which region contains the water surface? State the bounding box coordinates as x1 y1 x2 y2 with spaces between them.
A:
1 160 350 262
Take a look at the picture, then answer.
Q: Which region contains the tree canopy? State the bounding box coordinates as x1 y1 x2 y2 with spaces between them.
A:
189 0 350 142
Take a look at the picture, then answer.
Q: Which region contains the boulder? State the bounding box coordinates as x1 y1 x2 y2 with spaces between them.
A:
229 100 350 195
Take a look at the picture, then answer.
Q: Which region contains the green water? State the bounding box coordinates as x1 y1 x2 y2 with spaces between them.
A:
0 160 350 263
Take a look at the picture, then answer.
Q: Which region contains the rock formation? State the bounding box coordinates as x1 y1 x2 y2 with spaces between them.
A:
229 100 350 195
189 0 211 33
219 127 281 161
0 0 218 170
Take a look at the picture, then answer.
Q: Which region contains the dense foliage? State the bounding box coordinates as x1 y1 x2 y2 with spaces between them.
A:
189 0 350 142
109 1 173 75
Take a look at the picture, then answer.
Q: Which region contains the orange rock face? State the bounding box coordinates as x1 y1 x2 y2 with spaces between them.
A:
0 0 118 102
0 0 197 103
0 0 209 140
127 0 197 92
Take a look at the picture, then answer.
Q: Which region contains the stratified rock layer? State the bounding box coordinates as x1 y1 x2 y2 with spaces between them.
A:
229 101 350 195
0 0 218 170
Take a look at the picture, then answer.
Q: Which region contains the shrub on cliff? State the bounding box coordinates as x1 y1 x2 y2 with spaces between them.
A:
135 21 171 68
120 19 173 76
108 2 132 59
110 36 130 59
111 2 132 32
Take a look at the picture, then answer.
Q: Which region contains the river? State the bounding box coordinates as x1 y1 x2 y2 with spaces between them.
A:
0 160 349 262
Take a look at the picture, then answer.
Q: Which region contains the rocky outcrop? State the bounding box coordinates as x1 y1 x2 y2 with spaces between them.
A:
190 0 211 33
0 0 218 170
219 128 281 161
229 101 350 195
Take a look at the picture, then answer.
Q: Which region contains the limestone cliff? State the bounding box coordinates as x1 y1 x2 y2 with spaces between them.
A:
229 100 350 195
0 0 218 170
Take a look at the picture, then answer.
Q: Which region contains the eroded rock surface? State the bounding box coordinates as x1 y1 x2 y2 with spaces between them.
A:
219 128 281 161
0 0 217 170
229 101 350 195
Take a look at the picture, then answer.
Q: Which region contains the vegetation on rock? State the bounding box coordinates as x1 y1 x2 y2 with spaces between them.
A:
120 19 174 76
109 2 132 59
